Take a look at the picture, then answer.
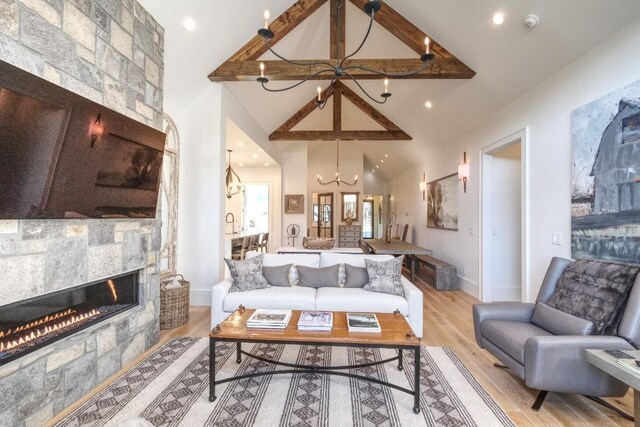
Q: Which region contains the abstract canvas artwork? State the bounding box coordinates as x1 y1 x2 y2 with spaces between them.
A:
427 173 458 231
571 79 640 263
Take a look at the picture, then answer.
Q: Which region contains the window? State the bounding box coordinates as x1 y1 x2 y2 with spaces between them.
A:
621 112 640 144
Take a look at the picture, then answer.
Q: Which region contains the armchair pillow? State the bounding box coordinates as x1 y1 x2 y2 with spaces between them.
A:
531 302 594 336
262 264 293 287
297 265 340 288
363 257 405 297
547 259 640 334
225 255 270 293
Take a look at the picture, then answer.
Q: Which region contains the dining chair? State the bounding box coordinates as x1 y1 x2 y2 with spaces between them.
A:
258 232 269 252
231 237 250 260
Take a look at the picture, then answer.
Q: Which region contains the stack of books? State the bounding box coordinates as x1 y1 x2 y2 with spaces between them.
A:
347 313 381 333
297 311 333 331
246 309 292 329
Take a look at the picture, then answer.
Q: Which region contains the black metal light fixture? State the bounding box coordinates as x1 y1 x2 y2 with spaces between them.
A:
225 150 242 199
317 140 358 187
257 0 435 107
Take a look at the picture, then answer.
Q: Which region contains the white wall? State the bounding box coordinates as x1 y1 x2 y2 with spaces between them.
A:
281 143 308 247
388 18 640 301
168 85 225 306
490 143 522 301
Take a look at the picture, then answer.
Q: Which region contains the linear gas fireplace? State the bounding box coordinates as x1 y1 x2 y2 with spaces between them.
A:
0 271 139 366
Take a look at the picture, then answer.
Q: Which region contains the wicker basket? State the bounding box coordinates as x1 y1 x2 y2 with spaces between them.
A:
160 274 190 330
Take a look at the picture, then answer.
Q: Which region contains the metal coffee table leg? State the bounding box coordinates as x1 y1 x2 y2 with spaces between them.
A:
209 337 217 402
414 346 421 414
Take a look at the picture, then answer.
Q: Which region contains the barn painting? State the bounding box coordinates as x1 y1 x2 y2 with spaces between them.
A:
571 79 640 263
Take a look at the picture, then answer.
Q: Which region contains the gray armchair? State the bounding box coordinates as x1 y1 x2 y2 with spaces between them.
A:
473 257 640 416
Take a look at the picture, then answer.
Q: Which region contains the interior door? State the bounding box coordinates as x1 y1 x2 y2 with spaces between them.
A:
318 192 333 238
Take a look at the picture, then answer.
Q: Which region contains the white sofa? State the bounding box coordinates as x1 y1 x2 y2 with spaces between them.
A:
211 251 424 337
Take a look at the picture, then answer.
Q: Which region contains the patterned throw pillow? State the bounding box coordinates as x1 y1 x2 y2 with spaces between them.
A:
225 254 270 293
363 257 405 297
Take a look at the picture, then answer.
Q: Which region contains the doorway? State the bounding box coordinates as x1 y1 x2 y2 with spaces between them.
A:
243 183 269 235
362 199 374 238
311 192 334 238
481 128 529 302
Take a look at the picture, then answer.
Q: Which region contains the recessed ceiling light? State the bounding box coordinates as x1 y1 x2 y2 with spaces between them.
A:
372 169 375 173
380 159 384 163
237 141 244 146
238 162 244 166
492 12 505 26
385 154 389 158
183 17 196 31
376 165 379 168
425 101 433 109
264 163 270 167
252 154 258 158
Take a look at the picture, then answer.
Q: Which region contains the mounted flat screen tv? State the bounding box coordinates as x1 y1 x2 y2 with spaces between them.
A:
0 60 165 219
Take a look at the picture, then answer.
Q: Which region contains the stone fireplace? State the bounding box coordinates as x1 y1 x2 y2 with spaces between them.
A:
0 0 165 425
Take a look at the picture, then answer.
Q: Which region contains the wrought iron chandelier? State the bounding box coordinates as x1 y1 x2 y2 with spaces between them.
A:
225 150 242 199
317 140 358 187
257 0 435 106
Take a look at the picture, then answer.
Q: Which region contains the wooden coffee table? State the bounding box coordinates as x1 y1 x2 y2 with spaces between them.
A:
209 306 422 414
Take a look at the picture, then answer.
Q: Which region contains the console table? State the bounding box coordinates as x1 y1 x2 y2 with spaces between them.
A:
415 254 457 291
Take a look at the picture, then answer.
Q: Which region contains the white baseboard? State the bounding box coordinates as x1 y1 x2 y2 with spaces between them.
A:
457 276 479 299
190 288 212 306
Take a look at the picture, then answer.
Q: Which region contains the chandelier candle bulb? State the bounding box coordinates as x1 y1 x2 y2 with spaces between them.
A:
425 37 430 54
384 78 389 93
317 86 322 101
260 62 265 78
264 10 270 29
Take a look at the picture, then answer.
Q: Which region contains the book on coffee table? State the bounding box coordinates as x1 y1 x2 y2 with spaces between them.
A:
297 311 333 331
246 309 292 329
347 313 381 333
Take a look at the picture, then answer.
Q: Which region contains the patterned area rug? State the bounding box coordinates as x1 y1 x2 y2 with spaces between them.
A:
57 337 514 427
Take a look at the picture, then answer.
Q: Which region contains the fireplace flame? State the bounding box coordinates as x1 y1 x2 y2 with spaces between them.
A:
0 308 76 339
0 309 101 353
107 279 118 302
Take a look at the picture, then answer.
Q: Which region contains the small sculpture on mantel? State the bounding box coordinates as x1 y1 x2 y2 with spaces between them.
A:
381 194 397 243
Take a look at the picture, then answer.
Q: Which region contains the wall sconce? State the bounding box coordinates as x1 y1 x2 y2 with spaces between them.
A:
88 113 104 148
419 173 427 201
458 152 469 193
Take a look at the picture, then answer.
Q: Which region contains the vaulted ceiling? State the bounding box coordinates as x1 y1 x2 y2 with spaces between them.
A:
139 0 640 179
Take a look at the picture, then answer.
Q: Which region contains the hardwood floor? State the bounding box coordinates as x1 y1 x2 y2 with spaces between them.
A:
48 277 633 426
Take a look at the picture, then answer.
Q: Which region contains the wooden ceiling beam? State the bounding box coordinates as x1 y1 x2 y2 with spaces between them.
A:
273 84 336 133
348 0 453 59
227 0 328 62
269 81 411 141
334 81 401 131
209 58 475 81
270 130 411 141
333 82 342 131
330 0 346 60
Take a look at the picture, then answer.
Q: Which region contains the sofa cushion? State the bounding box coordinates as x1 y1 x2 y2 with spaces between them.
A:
246 251 320 268
262 265 292 287
547 259 640 335
320 253 394 268
225 255 269 293
315 288 408 315
531 302 594 336
363 257 405 297
297 265 340 288
223 286 316 312
344 264 369 288
481 320 553 364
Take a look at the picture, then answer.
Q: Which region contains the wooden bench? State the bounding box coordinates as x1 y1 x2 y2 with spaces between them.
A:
415 254 457 291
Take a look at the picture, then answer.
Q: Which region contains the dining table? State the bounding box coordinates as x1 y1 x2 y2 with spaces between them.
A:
364 239 433 283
